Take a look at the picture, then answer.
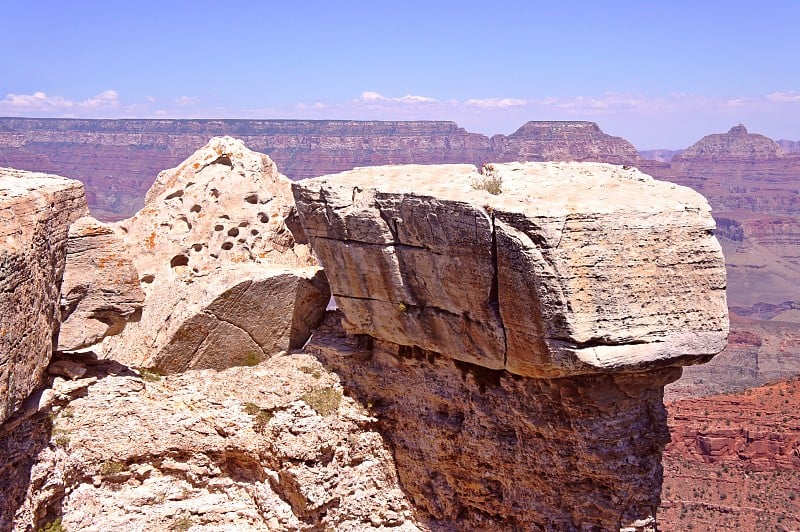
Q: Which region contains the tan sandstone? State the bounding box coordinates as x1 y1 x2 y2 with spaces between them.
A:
100 137 329 372
58 216 145 351
0 168 87 423
292 161 729 378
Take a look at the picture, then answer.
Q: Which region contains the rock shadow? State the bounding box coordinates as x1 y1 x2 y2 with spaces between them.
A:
306 311 673 531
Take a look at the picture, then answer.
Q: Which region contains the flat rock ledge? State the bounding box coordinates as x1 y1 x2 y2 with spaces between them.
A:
292 161 729 378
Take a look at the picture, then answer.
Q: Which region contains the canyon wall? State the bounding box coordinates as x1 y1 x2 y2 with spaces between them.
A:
0 118 638 220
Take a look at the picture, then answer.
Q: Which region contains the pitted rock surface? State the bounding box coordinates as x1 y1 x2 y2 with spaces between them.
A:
293 161 729 377
100 137 329 372
0 167 87 423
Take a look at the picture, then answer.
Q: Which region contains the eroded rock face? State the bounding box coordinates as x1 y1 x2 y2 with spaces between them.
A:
0 168 87 423
309 315 678 530
100 136 329 372
2 353 422 531
293 162 728 378
58 216 145 351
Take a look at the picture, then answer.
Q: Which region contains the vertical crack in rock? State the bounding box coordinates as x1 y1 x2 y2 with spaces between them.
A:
487 208 509 367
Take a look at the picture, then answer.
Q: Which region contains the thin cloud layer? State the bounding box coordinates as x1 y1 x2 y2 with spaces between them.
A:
1 89 799 148
1 90 120 115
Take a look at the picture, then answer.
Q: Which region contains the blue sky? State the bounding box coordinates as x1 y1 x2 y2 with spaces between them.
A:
2 1 799 148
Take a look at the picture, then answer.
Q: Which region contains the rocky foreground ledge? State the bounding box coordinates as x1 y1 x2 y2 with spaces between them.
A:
1 147 728 531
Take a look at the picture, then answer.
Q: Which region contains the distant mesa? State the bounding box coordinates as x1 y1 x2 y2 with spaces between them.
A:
672 124 785 161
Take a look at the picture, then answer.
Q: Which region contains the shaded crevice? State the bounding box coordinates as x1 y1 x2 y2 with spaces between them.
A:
314 235 438 254
549 336 653 349
487 210 509 367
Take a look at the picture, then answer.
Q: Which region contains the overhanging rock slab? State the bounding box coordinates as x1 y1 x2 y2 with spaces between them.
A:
293 162 729 377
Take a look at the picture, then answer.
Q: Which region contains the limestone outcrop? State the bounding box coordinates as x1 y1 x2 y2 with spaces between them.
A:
58 216 145 351
293 161 729 529
293 162 728 378
100 137 329 372
1 353 421 531
0 168 87 423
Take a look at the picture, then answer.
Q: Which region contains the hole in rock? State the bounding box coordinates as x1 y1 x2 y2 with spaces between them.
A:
141 274 155 283
192 244 203 252
227 227 240 237
165 189 184 200
220 215 230 220
244 194 259 204
221 242 234 251
214 225 224 231
210 189 220 198
210 253 219 259
238 221 249 227
212 155 233 167
259 213 269 223
237 238 246 243
251 229 260 236
170 254 190 268
190 204 202 213
192 267 199 274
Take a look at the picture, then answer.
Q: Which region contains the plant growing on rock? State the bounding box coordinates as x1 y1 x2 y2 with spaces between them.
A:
472 164 503 195
302 386 342 416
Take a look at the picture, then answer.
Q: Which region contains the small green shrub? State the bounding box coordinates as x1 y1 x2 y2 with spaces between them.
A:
169 516 194 531
299 365 322 379
138 368 162 382
243 402 273 432
38 517 65 532
243 351 261 367
302 387 342 416
254 410 273 432
471 164 503 195
99 460 125 475
243 402 261 415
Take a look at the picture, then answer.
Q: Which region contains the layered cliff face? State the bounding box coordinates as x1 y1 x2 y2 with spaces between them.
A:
492 121 639 164
659 377 800 530
673 125 785 162
0 118 639 220
293 162 728 529
0 168 87 423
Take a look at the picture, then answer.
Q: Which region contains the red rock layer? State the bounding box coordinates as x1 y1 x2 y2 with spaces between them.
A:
659 377 800 530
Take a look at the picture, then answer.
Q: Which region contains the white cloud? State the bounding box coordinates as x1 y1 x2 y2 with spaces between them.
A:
766 91 800 103
175 95 199 105
465 97 527 108
358 91 438 104
1 89 120 114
